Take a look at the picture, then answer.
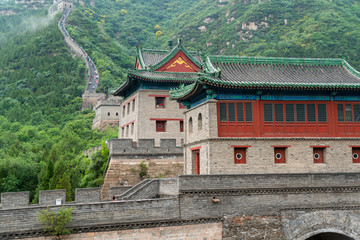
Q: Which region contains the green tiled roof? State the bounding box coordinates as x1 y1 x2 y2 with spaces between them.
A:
169 82 198 100
170 56 360 100
208 55 343 66
128 70 199 82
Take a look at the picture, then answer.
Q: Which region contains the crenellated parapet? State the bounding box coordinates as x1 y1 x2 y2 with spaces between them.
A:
94 96 122 109
2 173 360 239
109 138 183 157
0 188 100 209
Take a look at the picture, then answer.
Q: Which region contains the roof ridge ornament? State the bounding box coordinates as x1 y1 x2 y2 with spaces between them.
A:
177 38 182 48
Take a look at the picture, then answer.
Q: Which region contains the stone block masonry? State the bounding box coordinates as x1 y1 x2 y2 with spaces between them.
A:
39 190 66 206
22 222 223 240
223 215 282 240
101 138 183 200
75 188 100 203
1 191 29 209
2 173 360 239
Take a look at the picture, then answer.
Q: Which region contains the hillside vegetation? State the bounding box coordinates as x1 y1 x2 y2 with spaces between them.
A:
169 0 360 68
0 3 117 201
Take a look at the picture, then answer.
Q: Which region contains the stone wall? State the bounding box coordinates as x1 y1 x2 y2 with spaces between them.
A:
0 197 181 237
39 190 66 206
1 191 29 209
82 92 104 110
23 222 223 240
119 90 186 146
92 96 121 130
75 188 100 203
185 138 360 174
101 156 183 200
2 173 360 239
223 215 282 240
119 92 138 140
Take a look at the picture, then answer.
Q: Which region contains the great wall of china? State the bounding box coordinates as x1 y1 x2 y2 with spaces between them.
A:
1 1 360 239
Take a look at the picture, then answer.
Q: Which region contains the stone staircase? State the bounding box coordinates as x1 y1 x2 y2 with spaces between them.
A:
116 179 160 200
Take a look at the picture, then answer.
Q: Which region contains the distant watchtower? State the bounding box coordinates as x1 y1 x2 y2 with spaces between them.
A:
92 95 122 130
58 0 73 12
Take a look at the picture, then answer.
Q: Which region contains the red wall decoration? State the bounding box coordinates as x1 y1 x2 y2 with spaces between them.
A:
155 51 200 73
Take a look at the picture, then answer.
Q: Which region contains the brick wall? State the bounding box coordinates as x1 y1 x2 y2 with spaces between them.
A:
1 192 29 209
120 90 185 146
2 173 360 239
185 139 360 174
23 222 222 240
92 96 121 130
223 215 282 240
0 198 180 235
75 188 100 203
101 156 183 200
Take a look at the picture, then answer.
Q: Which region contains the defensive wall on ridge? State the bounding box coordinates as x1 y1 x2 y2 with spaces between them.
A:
101 139 184 200
2 173 360 239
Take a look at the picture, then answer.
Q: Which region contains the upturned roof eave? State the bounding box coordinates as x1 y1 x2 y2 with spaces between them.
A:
169 80 205 101
113 78 132 96
137 47 146 69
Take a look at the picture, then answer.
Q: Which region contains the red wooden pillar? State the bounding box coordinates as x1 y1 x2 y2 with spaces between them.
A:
254 100 262 137
328 100 336 136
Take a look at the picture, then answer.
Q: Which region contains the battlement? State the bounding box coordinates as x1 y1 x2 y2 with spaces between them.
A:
0 188 100 209
109 138 183 156
95 96 122 109
2 173 360 239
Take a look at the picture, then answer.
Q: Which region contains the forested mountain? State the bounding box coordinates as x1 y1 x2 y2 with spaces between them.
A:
168 0 360 68
0 1 117 201
1 0 360 201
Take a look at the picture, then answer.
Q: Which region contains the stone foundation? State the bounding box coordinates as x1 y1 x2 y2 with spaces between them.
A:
100 158 183 200
223 215 282 240
23 222 222 240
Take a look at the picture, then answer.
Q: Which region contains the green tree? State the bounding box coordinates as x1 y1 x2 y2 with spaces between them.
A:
38 207 73 238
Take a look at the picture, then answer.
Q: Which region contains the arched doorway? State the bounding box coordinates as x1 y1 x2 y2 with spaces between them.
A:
306 232 354 240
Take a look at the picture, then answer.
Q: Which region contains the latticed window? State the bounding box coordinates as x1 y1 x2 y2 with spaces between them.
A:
245 103 252 122
275 104 284 122
286 104 294 122
338 104 344 122
337 103 360 122
307 104 316 122
219 103 227 122
228 103 235 122
318 104 327 122
264 103 273 122
296 104 305 122
237 103 244 122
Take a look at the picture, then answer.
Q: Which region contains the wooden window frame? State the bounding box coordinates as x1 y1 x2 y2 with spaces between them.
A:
155 97 165 108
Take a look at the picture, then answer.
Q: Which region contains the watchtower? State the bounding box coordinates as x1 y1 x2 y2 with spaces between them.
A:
58 0 73 12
